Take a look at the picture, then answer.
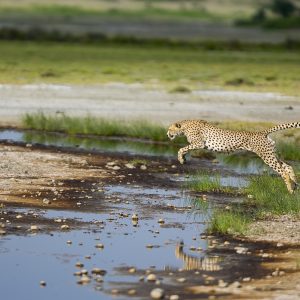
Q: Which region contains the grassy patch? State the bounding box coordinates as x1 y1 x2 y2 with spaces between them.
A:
246 174 300 215
0 41 299 94
277 141 300 161
22 112 167 141
0 4 225 22
209 209 250 235
187 173 237 194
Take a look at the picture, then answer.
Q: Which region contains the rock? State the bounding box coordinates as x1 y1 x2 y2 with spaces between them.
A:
131 213 139 221
95 243 104 249
125 163 135 169
75 262 84 268
150 288 165 299
170 295 179 300
158 219 165 224
0 230 7 235
128 289 136 295
60 225 70 230
230 281 241 288
67 240 72 245
146 244 154 249
111 289 119 294
43 199 51 205
30 225 39 231
39 281 46 287
147 274 157 282
140 165 147 170
234 246 248 254
80 269 88 275
95 275 104 282
218 280 228 288
77 275 91 285
177 277 186 283
243 277 251 282
16 215 22 219
128 267 136 273
91 268 107 276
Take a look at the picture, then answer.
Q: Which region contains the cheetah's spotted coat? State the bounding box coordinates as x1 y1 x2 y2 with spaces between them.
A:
167 120 300 193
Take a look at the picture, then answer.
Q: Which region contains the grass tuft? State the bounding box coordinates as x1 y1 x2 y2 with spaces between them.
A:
246 175 300 215
187 173 236 194
23 112 167 141
209 209 250 235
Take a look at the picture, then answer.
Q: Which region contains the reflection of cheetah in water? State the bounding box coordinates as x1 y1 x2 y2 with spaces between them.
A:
167 120 300 193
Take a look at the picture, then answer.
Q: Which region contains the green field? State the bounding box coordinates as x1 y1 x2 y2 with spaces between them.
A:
0 41 300 94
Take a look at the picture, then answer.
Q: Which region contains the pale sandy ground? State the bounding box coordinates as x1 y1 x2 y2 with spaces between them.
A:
0 83 299 126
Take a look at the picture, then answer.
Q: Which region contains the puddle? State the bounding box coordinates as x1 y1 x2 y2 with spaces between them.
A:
217 153 266 175
0 129 177 157
0 184 212 300
173 175 248 188
0 129 275 180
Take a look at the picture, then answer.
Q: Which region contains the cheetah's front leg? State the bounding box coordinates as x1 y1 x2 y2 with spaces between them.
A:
178 143 204 164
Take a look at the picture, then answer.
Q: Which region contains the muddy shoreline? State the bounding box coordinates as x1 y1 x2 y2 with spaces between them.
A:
0 139 299 299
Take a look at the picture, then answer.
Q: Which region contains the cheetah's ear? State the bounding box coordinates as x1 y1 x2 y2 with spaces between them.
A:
175 123 181 128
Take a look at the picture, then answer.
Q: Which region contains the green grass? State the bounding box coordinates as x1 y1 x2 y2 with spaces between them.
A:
187 173 237 194
277 141 300 161
23 112 167 141
207 174 300 235
0 40 300 94
246 175 300 215
22 113 300 162
209 209 250 235
0 4 232 22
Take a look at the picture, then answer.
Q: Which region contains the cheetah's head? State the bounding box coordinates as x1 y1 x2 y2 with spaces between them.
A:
167 121 184 140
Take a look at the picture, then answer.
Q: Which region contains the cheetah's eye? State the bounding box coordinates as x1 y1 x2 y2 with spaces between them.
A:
175 123 181 128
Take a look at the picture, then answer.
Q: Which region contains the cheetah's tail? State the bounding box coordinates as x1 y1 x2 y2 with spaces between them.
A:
262 122 300 135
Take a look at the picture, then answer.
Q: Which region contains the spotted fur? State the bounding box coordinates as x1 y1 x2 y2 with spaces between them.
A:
167 120 300 193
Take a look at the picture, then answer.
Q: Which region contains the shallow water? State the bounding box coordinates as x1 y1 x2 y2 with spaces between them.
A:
0 129 177 157
0 129 267 176
0 184 212 300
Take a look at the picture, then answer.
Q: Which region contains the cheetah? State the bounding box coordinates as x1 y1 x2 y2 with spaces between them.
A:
167 120 300 193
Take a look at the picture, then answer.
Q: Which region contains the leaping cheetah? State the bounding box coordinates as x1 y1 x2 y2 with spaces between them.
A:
167 120 300 193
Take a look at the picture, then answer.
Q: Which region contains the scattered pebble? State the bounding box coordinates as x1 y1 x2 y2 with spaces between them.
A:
0 230 7 235
147 274 157 282
77 275 91 285
150 288 164 299
30 225 39 231
131 213 139 221
42 199 51 205
128 289 136 295
177 277 186 283
60 225 70 230
158 219 165 224
91 268 107 276
125 163 135 169
39 281 46 287
170 295 179 300
66 240 72 245
95 243 104 249
75 262 84 268
16 215 22 219
128 267 136 273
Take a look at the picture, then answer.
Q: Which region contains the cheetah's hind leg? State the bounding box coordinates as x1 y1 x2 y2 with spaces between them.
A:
257 151 295 194
281 161 298 192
